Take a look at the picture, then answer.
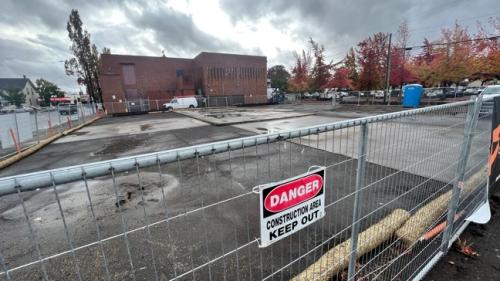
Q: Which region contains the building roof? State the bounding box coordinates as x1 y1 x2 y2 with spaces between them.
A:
0 78 35 91
194 51 266 60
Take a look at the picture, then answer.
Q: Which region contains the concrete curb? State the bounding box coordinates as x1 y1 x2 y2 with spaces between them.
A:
175 110 314 126
0 115 102 170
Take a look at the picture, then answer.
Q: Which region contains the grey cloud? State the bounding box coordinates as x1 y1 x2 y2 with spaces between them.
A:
0 38 76 90
0 0 67 30
220 0 494 59
0 0 495 91
124 4 250 57
0 0 260 92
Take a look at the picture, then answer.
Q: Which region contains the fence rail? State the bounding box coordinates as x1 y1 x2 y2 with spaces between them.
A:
0 94 493 281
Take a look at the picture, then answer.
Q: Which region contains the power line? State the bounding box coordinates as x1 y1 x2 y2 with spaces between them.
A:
399 35 499 50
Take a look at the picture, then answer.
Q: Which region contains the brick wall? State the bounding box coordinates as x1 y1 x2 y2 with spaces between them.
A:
99 52 267 112
193 52 267 102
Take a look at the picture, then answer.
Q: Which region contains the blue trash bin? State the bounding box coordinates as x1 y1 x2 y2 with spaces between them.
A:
402 84 423 107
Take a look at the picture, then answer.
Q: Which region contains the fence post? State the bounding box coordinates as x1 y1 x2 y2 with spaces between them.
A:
13 110 21 149
347 122 369 281
57 104 62 132
80 103 85 123
34 109 40 144
440 95 483 252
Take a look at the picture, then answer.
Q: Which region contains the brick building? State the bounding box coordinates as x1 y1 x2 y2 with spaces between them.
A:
99 52 267 112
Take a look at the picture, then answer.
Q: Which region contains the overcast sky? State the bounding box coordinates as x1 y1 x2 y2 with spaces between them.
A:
0 0 498 92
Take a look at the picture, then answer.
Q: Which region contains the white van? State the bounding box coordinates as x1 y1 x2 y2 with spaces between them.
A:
163 96 198 110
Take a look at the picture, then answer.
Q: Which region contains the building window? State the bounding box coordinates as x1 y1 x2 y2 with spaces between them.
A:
122 64 136 85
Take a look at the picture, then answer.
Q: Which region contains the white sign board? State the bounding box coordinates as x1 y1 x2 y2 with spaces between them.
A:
0 112 33 149
259 167 325 247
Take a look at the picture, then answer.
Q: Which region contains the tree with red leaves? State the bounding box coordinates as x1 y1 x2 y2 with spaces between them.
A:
471 18 500 82
328 67 352 89
357 32 389 90
288 50 311 93
344 48 359 89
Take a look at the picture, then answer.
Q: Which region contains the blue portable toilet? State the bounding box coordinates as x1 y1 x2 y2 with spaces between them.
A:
402 84 423 107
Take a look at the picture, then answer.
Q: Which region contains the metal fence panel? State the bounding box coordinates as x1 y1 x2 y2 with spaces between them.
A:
0 95 493 281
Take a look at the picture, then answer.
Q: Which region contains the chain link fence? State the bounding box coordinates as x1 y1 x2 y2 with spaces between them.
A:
104 96 270 115
0 94 492 281
0 103 99 159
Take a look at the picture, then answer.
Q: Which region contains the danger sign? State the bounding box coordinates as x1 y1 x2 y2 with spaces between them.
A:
258 167 325 247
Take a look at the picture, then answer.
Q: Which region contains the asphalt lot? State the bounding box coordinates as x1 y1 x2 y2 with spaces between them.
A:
0 103 492 280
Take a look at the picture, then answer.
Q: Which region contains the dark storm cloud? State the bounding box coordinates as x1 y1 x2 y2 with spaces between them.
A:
124 3 246 57
0 0 496 90
0 0 252 91
220 0 495 62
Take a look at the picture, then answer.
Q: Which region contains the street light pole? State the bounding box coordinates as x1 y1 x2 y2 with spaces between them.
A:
384 33 392 104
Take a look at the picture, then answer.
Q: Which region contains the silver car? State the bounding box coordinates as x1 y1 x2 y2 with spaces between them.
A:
479 85 500 115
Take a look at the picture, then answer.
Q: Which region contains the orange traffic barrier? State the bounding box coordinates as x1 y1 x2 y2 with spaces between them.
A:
9 128 21 154
420 211 464 241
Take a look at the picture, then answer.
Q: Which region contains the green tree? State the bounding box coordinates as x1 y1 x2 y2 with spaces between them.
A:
36 78 62 106
0 89 25 107
65 9 103 104
267 65 290 91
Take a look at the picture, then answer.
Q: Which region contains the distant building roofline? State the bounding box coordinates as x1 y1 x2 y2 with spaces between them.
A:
101 51 266 61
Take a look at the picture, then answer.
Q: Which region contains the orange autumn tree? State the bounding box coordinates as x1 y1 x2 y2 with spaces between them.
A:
470 18 500 82
289 50 312 93
411 23 475 86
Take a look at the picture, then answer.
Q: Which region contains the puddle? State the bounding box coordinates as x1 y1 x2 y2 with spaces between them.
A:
96 137 145 155
140 124 153 131
71 131 89 136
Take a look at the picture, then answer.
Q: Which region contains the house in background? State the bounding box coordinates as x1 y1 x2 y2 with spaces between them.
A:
0 76 38 107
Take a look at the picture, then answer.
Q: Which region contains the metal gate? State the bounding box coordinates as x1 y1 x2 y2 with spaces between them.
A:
126 99 150 113
0 94 493 281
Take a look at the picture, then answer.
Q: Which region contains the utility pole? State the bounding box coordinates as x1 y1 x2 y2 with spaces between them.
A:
384 33 392 104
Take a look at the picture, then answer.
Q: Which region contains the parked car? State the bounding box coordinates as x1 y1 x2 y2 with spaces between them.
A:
425 89 442 99
463 87 478 96
372 90 385 99
58 103 78 115
338 91 349 97
443 87 457 98
318 91 335 100
310 92 320 99
390 89 401 97
163 96 198 110
479 85 500 115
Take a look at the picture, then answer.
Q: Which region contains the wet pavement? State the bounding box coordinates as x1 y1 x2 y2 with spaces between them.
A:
176 107 313 125
0 103 491 280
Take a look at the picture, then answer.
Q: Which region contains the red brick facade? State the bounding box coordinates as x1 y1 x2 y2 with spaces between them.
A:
99 52 267 112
